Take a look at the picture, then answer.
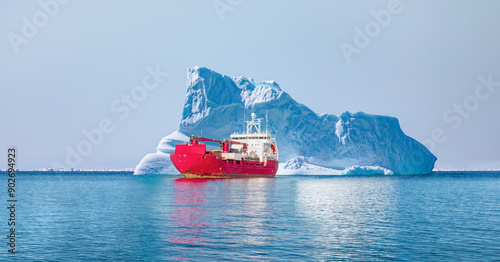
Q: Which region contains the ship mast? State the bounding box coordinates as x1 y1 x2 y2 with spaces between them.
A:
246 113 262 134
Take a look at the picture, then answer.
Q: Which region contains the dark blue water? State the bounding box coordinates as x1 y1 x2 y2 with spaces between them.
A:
1 171 499 261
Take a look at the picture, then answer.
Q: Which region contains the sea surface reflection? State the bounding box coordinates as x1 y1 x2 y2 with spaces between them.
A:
4 172 500 261
295 177 399 260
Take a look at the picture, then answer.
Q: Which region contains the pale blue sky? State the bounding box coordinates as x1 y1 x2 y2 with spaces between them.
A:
1 0 499 170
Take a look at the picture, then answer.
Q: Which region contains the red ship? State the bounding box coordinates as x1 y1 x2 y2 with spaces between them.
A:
170 113 279 178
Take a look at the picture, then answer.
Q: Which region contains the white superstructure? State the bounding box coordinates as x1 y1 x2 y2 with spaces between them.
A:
230 113 278 163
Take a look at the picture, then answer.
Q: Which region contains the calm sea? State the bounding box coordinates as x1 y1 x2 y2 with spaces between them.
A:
1 171 499 261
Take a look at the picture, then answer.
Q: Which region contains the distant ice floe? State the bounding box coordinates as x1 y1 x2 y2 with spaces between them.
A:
16 168 136 172
432 168 500 172
277 157 394 175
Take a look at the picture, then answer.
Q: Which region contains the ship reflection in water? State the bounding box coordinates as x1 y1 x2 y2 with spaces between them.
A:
170 179 208 245
167 177 276 260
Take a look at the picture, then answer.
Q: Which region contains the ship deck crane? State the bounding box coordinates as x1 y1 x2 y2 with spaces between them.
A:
189 135 247 152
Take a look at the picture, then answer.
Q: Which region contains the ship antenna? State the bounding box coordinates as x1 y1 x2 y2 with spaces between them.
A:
266 110 268 134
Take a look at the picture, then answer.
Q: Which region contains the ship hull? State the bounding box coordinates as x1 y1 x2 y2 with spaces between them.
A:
170 144 278 179
181 172 276 179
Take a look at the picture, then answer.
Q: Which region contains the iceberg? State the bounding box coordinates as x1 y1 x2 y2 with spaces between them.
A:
134 66 436 175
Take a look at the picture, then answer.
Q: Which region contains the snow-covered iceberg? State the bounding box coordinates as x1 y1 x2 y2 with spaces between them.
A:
134 66 436 175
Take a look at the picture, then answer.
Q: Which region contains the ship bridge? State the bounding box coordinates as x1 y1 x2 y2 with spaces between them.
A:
230 113 278 161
